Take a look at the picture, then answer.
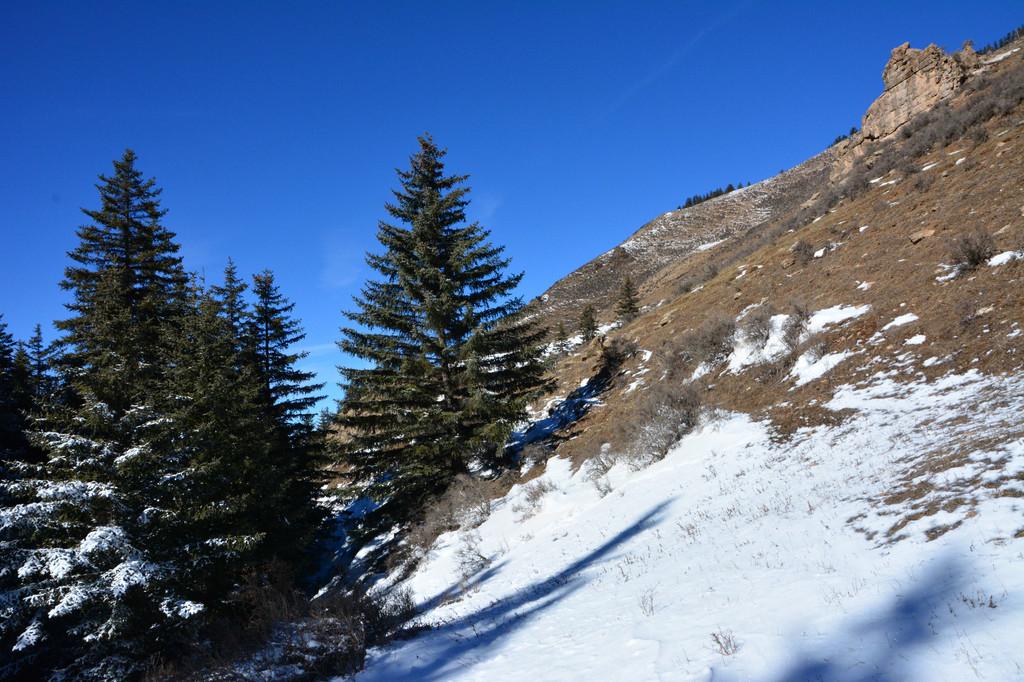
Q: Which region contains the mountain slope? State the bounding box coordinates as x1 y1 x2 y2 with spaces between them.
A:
340 38 1024 682
351 370 1024 681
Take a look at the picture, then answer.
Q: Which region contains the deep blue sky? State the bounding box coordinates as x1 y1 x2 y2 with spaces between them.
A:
2 1 1020 407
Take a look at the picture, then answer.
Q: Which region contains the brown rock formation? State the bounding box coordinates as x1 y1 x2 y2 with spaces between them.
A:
832 42 970 181
860 43 967 141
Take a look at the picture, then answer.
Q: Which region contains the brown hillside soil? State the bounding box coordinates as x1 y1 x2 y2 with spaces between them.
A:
534 47 1024 494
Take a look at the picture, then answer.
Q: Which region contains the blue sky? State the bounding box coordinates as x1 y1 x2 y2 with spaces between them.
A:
1 1 1020 408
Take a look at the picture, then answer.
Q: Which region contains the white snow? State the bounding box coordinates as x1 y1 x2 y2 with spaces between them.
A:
79 526 128 556
983 47 1021 64
806 304 871 333
988 251 1021 267
697 239 727 252
904 334 926 345
882 313 919 330
349 369 1024 682
790 350 853 386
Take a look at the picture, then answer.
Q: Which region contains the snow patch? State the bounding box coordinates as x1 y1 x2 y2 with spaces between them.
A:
988 251 1021 267
806 304 871 332
882 313 919 330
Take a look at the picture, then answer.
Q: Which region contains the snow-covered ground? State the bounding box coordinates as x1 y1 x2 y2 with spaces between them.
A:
344 368 1024 681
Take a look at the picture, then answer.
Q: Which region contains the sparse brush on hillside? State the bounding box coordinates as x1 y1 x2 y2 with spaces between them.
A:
949 229 996 274
681 316 736 367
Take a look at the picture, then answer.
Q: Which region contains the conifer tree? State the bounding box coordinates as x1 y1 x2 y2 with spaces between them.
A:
0 315 29 459
248 269 326 558
1 152 199 678
155 277 276 604
338 134 550 528
579 304 598 342
55 149 187 412
616 277 640 324
554 321 570 355
20 324 55 407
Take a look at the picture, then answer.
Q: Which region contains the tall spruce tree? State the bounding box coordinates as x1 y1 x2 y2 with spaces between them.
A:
56 149 187 411
0 152 201 679
0 315 29 460
155 277 276 605
339 134 550 529
248 269 326 560
579 304 598 342
616 277 640 324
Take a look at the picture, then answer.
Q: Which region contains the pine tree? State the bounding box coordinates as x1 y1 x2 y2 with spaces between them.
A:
616 277 640 325
248 269 326 560
55 149 187 412
579 304 598 342
554 321 570 355
339 134 550 529
0 315 29 460
1 152 199 678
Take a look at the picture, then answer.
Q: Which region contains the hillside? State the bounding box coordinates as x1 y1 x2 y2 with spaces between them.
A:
340 38 1024 681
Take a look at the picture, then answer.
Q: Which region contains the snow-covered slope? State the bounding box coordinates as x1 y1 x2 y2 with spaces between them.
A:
344 368 1024 681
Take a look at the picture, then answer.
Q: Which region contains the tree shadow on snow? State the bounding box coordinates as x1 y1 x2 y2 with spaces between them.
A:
771 552 1001 682
379 501 671 681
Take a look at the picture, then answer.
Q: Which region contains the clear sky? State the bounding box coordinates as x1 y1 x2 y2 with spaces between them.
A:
2 1 1020 408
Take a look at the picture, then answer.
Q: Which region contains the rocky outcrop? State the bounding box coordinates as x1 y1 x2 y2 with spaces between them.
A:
832 43 971 181
860 43 967 141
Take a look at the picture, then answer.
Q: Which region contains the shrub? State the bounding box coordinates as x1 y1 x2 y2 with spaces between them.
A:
584 445 618 496
400 473 504 569
512 479 557 521
602 335 638 364
741 305 775 348
150 563 416 680
791 239 815 265
949 230 996 273
621 381 705 468
676 262 720 294
681 316 736 367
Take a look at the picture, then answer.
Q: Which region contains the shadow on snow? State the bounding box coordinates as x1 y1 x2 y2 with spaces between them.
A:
364 501 671 680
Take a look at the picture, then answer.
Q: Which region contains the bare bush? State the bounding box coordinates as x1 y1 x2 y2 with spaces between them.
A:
584 444 618 496
621 381 705 468
456 530 491 579
602 335 638 364
741 305 775 348
791 238 815 265
709 629 740 656
681 316 736 367
402 473 503 567
512 478 557 521
798 332 828 363
789 297 812 324
949 230 996 273
676 262 720 294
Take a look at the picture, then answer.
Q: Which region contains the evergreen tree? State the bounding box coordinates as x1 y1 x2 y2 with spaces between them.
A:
55 149 187 413
209 258 251 357
554 321 570 355
338 134 550 529
20 324 55 406
0 315 29 459
616 277 640 324
0 152 199 678
248 269 326 560
154 277 276 606
579 304 598 342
